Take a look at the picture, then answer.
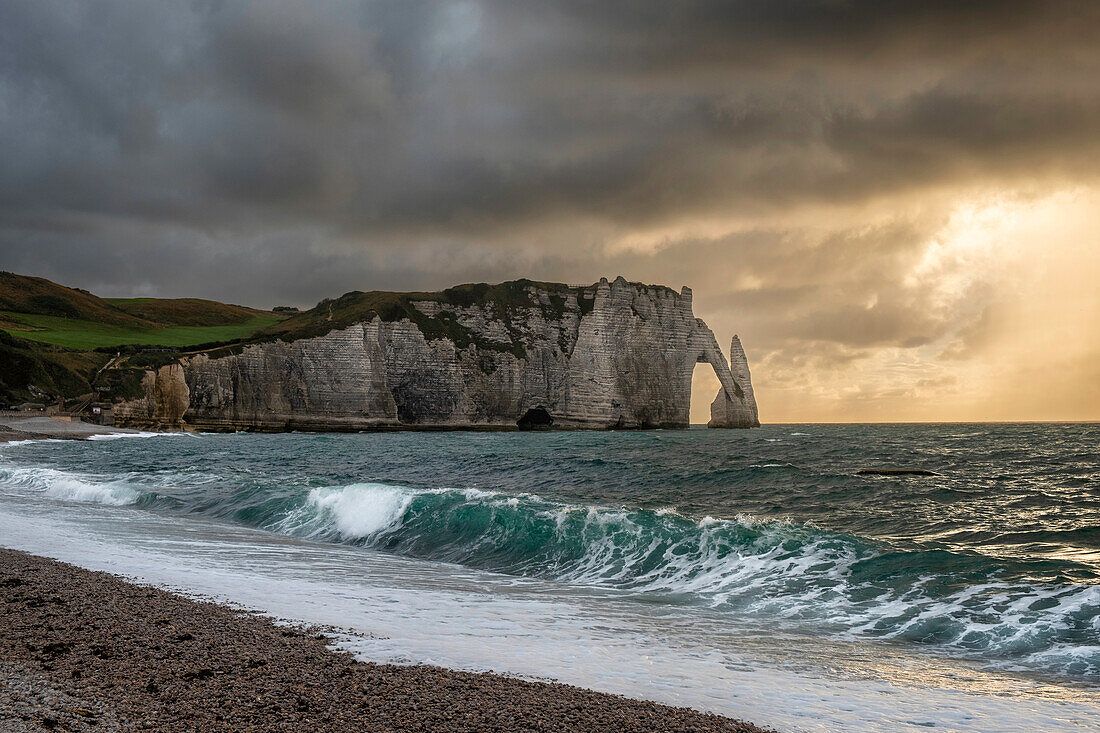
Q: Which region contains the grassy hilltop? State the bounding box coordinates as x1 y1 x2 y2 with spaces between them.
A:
0 272 280 350
3 311 280 350
0 272 284 404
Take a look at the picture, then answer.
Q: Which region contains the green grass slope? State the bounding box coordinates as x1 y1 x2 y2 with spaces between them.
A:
0 273 282 349
0 311 281 350
105 297 272 327
0 271 151 327
0 272 286 402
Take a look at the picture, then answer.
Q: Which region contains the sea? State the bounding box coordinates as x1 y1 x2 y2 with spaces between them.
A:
1 424 1098 731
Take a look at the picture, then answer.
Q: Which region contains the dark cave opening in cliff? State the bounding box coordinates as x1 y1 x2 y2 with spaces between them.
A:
517 407 554 431
690 362 721 426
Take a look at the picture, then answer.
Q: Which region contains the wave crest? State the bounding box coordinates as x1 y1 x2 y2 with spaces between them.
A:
87 431 195 441
0 464 141 506
274 483 414 540
257 482 1100 677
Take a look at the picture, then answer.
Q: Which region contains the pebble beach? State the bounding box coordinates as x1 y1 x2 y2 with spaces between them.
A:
0 549 769 732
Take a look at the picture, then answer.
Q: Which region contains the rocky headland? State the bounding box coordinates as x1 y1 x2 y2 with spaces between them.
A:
110 277 760 433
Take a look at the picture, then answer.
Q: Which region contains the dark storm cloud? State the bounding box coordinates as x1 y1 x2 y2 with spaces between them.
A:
1 0 1098 304
488 0 1087 73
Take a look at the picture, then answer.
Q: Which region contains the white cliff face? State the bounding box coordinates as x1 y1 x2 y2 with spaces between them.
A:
113 277 760 431
708 335 761 428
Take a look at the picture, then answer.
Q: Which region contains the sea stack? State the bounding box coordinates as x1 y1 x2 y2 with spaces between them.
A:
111 278 760 432
708 335 760 428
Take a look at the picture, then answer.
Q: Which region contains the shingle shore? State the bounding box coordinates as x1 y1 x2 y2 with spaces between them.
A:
0 549 773 732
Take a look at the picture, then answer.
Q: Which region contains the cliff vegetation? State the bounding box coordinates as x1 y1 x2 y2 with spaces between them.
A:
0 273 282 351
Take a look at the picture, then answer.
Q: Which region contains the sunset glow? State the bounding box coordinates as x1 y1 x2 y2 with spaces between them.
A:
2 2 1098 423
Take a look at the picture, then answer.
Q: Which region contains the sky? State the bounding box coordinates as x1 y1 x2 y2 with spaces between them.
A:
1 1 1098 422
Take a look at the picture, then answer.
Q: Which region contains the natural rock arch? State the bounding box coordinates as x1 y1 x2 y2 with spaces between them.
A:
706 335 759 428
673 324 759 429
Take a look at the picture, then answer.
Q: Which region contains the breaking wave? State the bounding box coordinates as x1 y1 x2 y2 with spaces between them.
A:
2 427 1098 682
0 463 142 506
263 482 1100 678
87 431 195 441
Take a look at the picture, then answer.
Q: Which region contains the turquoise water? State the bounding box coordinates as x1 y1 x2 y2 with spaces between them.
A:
1 423 1097 686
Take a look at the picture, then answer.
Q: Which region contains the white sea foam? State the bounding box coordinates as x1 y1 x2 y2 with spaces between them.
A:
461 487 498 501
4 504 1097 733
46 476 141 505
87 431 195 441
441 497 1099 676
0 464 141 505
3 447 1097 682
275 483 416 540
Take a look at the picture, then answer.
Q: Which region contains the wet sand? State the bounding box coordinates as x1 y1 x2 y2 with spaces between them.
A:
0 549 772 732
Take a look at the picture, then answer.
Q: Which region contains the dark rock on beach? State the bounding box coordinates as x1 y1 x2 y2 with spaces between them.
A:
0 430 30 443
0 549 772 732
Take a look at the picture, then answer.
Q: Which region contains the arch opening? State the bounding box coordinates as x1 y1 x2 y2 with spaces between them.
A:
689 361 721 426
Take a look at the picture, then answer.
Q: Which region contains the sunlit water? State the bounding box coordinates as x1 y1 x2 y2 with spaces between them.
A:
1 424 1098 731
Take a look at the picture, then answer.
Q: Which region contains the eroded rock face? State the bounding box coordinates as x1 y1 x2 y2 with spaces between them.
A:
708 336 760 428
113 364 190 429
113 277 760 431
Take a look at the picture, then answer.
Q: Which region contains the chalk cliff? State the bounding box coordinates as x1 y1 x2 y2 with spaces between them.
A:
709 336 760 428
111 277 759 431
